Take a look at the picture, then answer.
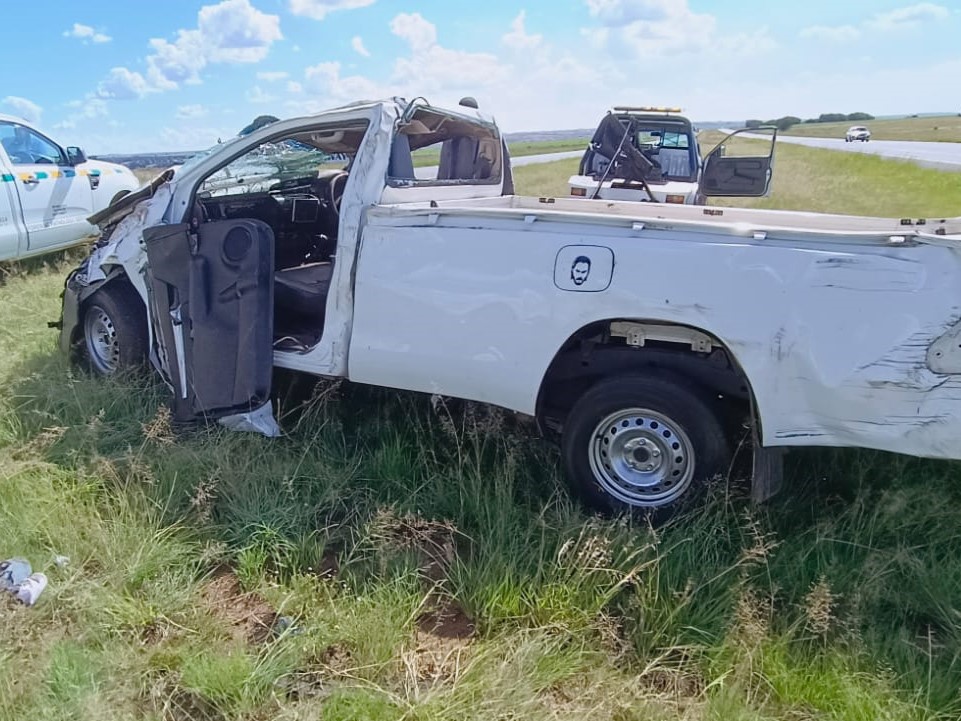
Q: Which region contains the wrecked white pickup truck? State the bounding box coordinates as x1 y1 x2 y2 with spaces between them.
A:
56 95 961 516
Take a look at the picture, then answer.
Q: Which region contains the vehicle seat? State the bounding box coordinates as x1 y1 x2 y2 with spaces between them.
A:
274 261 333 320
388 133 416 180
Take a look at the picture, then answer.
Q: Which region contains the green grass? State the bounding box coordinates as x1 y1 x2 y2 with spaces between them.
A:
781 115 961 143
699 134 961 218
3 144 961 720
508 138 589 156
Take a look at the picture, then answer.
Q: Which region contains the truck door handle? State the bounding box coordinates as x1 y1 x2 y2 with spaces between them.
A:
20 174 38 185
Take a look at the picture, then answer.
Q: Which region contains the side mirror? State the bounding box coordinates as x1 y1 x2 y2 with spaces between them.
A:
716 144 726 157
65 146 87 166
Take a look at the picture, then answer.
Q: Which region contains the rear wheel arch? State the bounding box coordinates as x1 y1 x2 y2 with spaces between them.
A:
536 319 764 516
535 319 761 439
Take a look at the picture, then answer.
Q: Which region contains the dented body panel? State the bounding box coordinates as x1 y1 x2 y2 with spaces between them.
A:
58 96 961 465
347 197 961 459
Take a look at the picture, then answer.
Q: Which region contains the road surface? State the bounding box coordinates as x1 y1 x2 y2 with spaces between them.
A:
723 129 961 173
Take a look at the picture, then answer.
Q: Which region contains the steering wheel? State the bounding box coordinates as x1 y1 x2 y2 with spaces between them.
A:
329 171 349 216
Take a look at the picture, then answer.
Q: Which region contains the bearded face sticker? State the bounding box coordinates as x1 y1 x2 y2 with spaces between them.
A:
554 246 612 292
570 256 591 285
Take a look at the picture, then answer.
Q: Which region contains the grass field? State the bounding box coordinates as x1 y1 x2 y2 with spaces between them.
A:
3 144 961 720
781 115 961 143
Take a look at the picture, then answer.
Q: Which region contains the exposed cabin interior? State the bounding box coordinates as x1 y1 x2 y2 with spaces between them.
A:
187 108 502 351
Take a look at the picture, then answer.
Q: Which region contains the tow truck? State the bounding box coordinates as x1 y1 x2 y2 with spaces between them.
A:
568 105 776 205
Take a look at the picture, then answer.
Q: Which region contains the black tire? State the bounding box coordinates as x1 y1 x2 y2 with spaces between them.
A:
561 373 730 519
80 282 148 377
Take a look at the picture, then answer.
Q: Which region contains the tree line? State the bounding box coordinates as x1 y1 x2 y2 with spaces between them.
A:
744 112 874 131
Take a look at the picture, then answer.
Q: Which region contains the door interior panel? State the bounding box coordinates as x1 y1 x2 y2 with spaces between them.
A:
143 219 275 423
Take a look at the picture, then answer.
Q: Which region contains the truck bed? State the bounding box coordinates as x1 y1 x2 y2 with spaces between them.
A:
371 194 961 247
350 192 961 462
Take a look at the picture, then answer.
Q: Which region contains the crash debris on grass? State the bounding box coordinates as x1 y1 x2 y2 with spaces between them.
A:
0 557 48 606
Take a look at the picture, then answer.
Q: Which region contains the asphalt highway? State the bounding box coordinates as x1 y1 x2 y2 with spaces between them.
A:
726 131 961 173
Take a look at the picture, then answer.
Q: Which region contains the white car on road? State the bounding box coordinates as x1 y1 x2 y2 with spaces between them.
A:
0 114 140 262
845 126 871 142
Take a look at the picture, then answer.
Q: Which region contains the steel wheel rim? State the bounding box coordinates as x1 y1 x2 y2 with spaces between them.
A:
588 407 695 507
84 305 120 374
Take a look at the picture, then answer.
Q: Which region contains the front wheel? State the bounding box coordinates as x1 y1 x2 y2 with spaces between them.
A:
81 283 148 377
561 374 730 518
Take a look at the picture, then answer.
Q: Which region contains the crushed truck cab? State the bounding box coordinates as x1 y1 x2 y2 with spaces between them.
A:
56 95 961 517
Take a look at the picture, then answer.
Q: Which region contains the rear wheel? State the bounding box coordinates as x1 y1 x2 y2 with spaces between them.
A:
81 283 148 377
561 373 730 519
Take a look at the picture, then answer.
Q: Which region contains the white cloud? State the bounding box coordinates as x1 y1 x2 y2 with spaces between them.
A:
198 0 282 63
390 12 437 52
65 97 109 119
866 2 949 31
586 0 668 25
257 71 289 81
303 61 383 104
246 86 276 104
176 104 209 119
582 0 775 62
503 11 542 50
63 22 112 43
799 24 861 42
291 12 523 118
146 30 206 89
352 35 371 57
96 67 153 100
584 0 710 56
289 0 376 20
98 0 282 99
390 13 509 96
2 96 42 123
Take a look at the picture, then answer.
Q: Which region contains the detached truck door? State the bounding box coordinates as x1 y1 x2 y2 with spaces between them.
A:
0 146 27 261
141 219 276 426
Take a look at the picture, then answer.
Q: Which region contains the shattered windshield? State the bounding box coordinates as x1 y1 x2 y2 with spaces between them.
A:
200 139 334 196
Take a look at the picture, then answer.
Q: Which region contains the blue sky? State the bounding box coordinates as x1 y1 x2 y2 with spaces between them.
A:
3 0 960 153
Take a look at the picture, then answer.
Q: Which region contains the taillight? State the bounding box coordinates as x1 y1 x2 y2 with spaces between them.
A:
665 194 685 204
570 187 586 196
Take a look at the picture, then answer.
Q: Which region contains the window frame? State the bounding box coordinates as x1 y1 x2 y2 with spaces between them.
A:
385 107 504 190
0 121 68 167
